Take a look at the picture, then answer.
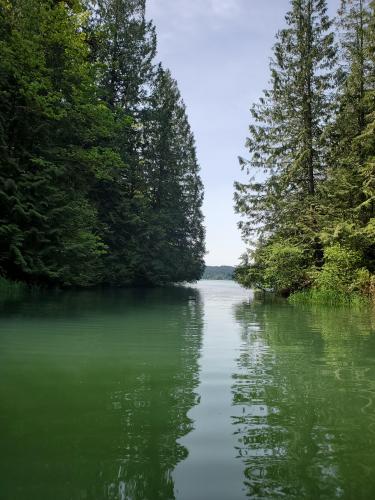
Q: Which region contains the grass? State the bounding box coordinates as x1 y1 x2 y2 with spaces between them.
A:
0 277 40 299
288 288 369 307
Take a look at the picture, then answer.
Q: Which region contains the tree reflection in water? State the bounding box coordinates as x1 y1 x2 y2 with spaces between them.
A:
232 297 375 499
0 287 203 500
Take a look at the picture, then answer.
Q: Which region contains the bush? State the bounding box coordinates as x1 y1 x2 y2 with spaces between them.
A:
354 268 375 303
313 245 361 295
263 243 306 294
234 243 307 294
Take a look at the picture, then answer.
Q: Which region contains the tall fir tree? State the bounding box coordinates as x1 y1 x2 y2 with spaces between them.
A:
88 0 158 285
142 66 205 283
323 0 371 222
320 0 374 267
0 0 205 288
235 0 375 297
234 0 336 292
235 0 336 249
356 0 375 269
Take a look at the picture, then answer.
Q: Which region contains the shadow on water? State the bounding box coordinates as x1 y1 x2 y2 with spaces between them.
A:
231 298 375 499
0 286 204 500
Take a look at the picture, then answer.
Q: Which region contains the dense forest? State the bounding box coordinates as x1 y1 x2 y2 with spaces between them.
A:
235 0 375 303
0 0 205 288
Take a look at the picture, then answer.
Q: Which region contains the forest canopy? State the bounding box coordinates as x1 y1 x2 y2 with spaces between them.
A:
0 0 205 287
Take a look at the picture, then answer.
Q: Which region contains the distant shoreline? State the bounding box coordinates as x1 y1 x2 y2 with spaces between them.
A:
203 266 234 280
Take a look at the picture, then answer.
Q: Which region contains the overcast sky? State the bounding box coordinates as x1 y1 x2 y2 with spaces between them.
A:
147 0 339 266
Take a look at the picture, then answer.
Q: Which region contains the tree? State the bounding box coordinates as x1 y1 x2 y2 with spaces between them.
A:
234 0 336 250
88 2 205 285
234 0 338 293
0 0 205 288
88 0 158 285
142 67 205 283
322 0 371 217
321 0 374 272
356 0 375 270
0 0 118 286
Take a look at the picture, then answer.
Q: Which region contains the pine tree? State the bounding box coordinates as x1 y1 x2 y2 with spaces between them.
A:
89 1 205 285
356 0 375 269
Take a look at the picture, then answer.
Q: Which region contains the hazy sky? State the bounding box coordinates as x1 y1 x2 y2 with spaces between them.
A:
147 0 339 266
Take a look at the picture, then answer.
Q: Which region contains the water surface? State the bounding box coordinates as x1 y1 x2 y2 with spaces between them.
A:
1 281 375 499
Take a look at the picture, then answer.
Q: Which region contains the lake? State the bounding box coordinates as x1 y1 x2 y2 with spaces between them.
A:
1 280 375 499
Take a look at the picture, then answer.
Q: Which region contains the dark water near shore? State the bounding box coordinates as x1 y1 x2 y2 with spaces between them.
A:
1 280 375 499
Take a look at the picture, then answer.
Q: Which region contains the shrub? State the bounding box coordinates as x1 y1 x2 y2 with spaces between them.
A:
262 243 306 295
313 245 362 294
235 243 307 294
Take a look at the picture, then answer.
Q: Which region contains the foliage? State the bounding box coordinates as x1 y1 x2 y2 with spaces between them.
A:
263 244 307 294
0 0 205 288
0 276 27 298
234 0 336 248
312 245 361 292
289 288 366 306
235 242 307 294
0 276 42 303
235 0 375 303
0 0 117 286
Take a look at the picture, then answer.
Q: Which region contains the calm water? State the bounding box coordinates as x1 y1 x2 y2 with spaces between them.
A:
1 281 375 499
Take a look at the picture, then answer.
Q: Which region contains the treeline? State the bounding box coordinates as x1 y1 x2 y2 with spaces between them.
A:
0 0 205 287
235 0 375 303
203 266 234 280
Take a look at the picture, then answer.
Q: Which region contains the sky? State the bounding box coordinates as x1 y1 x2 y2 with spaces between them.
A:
147 0 339 266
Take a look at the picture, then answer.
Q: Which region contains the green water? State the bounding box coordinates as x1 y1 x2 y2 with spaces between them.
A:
1 281 375 500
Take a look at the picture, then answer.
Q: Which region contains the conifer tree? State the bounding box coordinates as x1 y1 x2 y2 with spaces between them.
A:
143 67 205 283
89 1 205 285
323 0 371 222
235 0 336 248
0 0 205 288
88 0 158 285
0 0 118 286
320 0 374 265
355 0 375 269
234 0 336 291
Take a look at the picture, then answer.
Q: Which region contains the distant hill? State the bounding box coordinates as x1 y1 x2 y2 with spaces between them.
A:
202 266 235 280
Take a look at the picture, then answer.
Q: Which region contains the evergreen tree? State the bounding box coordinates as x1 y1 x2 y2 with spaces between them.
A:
142 67 205 283
235 0 375 299
320 0 374 267
0 0 205 288
235 0 336 249
322 0 371 223
234 0 336 292
89 1 205 285
88 0 158 285
356 0 375 269
0 0 118 286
